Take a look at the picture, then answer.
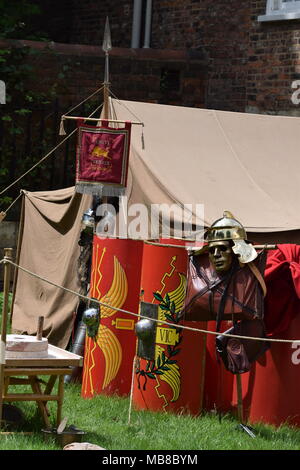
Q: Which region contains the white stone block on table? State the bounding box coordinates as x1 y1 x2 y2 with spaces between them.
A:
4 334 48 359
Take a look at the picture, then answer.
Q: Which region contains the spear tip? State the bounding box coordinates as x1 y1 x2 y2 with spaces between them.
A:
102 16 112 52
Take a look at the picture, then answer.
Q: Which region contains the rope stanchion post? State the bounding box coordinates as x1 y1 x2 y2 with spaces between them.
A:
0 248 13 428
128 355 137 426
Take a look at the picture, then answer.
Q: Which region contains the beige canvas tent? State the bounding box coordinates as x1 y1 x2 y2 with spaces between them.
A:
111 98 300 243
11 100 300 348
12 188 92 348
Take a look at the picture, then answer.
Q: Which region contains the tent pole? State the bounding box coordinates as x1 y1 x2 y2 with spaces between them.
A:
103 69 110 121
0 248 13 428
102 17 112 221
102 16 112 122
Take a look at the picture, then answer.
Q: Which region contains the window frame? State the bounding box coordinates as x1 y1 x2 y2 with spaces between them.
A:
258 0 300 22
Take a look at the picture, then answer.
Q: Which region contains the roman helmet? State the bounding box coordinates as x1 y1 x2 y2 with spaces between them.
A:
82 306 100 339
206 211 257 264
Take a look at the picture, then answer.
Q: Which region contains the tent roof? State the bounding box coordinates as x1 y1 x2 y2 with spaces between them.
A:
111 99 300 233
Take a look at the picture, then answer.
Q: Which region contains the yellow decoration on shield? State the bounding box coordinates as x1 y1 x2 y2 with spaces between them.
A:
86 252 128 392
154 271 187 406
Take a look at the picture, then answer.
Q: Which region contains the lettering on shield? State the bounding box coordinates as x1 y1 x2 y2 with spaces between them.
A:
291 342 300 365
156 327 179 346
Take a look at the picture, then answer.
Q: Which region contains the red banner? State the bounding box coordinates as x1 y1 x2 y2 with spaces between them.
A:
75 120 131 196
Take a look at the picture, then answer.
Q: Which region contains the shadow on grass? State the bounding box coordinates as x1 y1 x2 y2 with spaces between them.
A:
84 431 114 449
217 412 300 447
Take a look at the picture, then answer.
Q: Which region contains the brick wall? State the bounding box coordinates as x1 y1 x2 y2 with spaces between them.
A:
0 39 206 107
151 0 300 115
69 1 133 47
151 0 251 112
18 1 300 114
35 0 250 112
247 0 300 115
62 0 300 115
35 0 133 47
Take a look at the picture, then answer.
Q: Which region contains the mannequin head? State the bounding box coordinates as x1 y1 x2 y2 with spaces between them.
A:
206 211 257 268
208 240 233 272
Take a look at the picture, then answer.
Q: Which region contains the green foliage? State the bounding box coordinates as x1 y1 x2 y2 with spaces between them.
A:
0 0 43 40
0 291 12 313
0 3 95 210
0 47 37 206
0 1 66 214
0 5 64 211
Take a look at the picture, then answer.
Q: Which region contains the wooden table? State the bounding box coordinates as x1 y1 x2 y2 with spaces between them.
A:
2 344 82 429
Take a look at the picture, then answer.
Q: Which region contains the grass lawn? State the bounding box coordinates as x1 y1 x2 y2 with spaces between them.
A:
1 381 300 451
1 293 300 452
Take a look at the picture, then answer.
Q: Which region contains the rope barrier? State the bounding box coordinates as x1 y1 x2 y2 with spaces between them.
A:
2 257 300 345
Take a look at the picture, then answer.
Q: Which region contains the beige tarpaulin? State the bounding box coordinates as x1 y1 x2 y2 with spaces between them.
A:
111 98 300 239
12 187 92 349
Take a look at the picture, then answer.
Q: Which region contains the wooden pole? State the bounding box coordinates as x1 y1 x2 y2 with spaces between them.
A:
36 316 44 341
102 60 110 213
102 16 112 121
236 373 244 423
103 76 110 122
0 248 13 428
199 331 207 413
62 115 143 126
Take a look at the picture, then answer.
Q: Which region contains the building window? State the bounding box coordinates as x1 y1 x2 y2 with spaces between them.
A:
258 0 300 21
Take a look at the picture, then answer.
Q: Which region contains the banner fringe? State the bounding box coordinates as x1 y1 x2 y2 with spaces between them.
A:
75 183 125 197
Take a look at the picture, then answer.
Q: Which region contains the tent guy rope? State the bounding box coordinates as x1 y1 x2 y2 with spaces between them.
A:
0 129 78 196
1 257 299 345
0 190 25 222
0 89 105 197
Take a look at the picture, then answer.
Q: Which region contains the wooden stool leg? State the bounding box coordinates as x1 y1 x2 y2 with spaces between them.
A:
44 375 57 401
29 376 51 429
44 375 57 396
30 376 51 416
4 377 9 396
56 375 64 427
